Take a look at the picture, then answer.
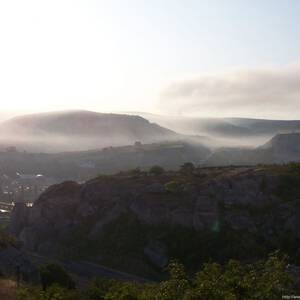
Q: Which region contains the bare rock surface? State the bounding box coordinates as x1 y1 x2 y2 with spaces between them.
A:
9 166 300 273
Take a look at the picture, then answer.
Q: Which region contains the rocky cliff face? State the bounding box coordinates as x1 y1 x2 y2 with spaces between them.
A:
11 168 260 245
9 166 300 276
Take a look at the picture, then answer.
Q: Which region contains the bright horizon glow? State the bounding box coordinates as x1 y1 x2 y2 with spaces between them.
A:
1 0 300 118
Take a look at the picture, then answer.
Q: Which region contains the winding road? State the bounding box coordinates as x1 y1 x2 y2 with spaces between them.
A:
27 252 154 286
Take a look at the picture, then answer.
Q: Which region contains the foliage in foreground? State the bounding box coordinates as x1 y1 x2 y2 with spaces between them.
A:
39 264 75 291
0 229 18 250
16 252 295 300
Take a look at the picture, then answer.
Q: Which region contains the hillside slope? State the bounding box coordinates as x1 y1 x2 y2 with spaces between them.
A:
228 117 300 135
0 110 179 152
205 132 300 166
0 141 210 182
261 132 300 162
135 113 300 146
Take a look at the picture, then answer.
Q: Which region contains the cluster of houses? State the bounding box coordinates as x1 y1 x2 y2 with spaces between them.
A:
0 172 55 205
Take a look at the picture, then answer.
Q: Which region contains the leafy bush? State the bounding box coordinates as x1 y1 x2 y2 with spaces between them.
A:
188 252 293 300
156 260 189 300
287 162 300 175
277 163 300 201
260 176 268 192
149 166 164 175
16 253 295 300
277 174 300 201
0 229 18 250
164 181 182 193
17 285 78 300
128 168 142 175
179 162 195 174
39 264 75 291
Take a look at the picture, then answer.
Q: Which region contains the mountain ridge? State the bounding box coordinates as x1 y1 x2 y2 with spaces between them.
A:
0 110 180 152
129 112 300 145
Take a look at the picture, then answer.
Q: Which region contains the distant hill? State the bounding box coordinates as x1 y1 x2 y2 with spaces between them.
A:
0 110 180 152
0 141 211 181
260 132 300 162
132 113 300 147
227 118 300 136
205 132 300 166
3 109 300 154
129 113 253 137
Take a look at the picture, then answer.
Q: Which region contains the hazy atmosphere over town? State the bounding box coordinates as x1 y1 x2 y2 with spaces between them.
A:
1 1 300 299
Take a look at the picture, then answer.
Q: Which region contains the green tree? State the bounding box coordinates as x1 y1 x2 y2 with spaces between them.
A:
180 163 195 174
149 166 164 175
164 181 182 194
156 261 190 300
190 252 294 300
16 252 295 300
39 264 75 291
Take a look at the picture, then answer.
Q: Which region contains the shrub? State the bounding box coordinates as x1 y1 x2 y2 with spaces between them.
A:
39 264 75 291
287 162 300 175
128 168 142 175
0 230 18 250
17 285 78 300
149 166 164 175
260 176 268 192
16 253 295 300
180 162 195 174
164 181 182 193
277 174 300 201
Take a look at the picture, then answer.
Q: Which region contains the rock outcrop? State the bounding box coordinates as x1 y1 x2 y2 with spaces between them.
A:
9 166 300 274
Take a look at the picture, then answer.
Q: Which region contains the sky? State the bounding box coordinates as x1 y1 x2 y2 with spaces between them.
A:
0 0 300 118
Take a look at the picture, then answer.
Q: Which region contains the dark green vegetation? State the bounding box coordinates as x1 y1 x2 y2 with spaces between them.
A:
0 228 17 250
57 209 300 277
277 162 300 201
39 264 75 291
16 253 295 300
149 165 165 175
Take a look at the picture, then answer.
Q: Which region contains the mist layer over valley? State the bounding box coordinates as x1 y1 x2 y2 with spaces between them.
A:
1 110 300 175
1 110 300 292
2 109 300 153
0 110 180 152
134 112 300 147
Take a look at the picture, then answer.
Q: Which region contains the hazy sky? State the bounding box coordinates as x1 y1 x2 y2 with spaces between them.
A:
1 0 300 118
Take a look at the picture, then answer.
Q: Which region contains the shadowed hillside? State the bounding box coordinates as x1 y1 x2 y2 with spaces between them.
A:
9 164 300 280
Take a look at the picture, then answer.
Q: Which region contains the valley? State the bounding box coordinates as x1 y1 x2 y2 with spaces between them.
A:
1 111 300 298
